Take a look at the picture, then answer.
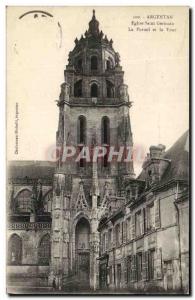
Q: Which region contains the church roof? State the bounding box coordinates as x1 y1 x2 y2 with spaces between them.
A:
8 160 56 180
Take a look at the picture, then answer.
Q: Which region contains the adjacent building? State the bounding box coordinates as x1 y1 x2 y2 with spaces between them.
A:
98 131 189 294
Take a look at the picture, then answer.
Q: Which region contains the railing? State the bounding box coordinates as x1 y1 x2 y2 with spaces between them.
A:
8 222 51 230
69 97 126 106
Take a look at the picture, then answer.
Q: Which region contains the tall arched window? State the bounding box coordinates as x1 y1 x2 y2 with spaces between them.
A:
38 234 51 265
78 115 86 144
91 56 98 70
91 83 98 97
106 80 114 98
8 234 22 265
101 116 110 144
74 80 82 97
16 189 31 213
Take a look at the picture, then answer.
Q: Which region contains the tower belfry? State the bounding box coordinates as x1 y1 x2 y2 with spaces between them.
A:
52 10 134 289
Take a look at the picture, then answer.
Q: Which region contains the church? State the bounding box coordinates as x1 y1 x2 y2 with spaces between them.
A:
7 10 189 294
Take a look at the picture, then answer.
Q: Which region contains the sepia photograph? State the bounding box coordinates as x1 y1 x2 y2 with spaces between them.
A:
6 6 189 295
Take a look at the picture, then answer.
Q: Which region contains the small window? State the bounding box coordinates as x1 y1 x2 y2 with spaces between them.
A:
91 56 98 70
91 83 98 97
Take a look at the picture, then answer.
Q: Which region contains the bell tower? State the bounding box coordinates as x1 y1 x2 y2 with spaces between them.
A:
51 10 134 290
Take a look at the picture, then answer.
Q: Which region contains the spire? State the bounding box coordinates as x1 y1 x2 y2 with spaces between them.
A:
88 9 99 37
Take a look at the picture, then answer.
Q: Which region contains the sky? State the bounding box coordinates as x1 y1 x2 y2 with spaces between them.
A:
7 6 189 175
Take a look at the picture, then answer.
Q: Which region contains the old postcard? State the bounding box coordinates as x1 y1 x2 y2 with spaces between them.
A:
6 6 189 294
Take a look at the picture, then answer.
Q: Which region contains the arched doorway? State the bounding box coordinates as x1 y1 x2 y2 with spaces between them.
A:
75 217 90 286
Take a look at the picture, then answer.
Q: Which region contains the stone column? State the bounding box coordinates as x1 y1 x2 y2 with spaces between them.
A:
90 209 100 290
49 173 70 290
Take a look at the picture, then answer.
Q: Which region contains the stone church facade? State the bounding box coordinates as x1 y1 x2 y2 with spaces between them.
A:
7 11 189 294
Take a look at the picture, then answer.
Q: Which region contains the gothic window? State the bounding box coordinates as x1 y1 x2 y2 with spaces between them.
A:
16 189 31 213
106 80 114 98
8 234 22 265
91 55 98 70
38 234 51 265
91 83 98 97
74 80 82 97
77 115 86 144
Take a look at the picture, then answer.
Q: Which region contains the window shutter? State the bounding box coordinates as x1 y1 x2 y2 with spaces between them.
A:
113 227 116 247
140 210 144 235
105 232 108 251
154 248 162 279
131 255 137 282
123 221 127 243
142 251 149 281
131 215 135 240
119 223 122 244
124 257 128 283
146 206 149 231
154 198 161 229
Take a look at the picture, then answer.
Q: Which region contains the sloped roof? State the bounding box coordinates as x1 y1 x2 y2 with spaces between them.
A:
8 160 56 180
160 130 189 183
137 130 189 185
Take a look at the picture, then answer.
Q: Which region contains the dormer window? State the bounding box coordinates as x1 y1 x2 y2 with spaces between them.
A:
91 56 98 70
